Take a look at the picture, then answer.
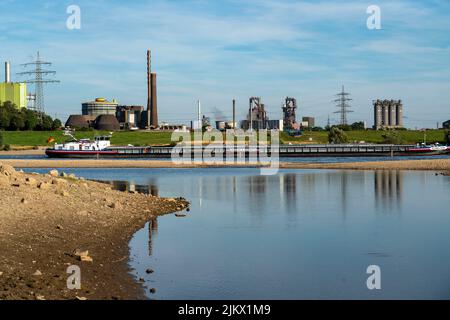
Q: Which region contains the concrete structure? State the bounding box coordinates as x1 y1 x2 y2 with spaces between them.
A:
245 97 267 130
374 99 404 129
443 120 450 129
82 98 118 117
302 117 315 128
0 61 28 109
94 114 120 131
282 97 298 130
65 115 95 129
116 105 144 129
146 50 158 128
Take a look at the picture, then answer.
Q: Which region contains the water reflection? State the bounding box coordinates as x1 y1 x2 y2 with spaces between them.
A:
374 171 403 212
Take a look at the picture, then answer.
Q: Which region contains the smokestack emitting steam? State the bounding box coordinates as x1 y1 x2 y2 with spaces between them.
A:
5 62 10 83
146 50 151 128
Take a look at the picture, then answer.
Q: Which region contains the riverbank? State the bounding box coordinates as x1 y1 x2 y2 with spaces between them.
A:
0 163 188 300
1 158 449 171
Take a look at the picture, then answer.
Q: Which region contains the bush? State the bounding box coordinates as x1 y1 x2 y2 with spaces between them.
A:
445 130 450 144
382 131 404 144
3 144 11 151
0 131 3 147
328 127 349 144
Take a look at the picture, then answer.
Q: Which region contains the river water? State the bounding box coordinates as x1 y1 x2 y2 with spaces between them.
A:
26 168 450 299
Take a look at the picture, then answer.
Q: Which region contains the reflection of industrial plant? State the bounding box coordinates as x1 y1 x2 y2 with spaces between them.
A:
106 180 159 196
148 217 158 256
374 171 403 211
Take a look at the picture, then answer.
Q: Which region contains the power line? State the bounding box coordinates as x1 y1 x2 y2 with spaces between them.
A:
17 51 60 123
333 85 353 126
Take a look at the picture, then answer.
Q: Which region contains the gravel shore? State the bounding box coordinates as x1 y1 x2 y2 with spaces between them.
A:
0 163 189 300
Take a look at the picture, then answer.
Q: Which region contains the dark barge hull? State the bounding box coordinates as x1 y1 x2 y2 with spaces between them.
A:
45 145 450 159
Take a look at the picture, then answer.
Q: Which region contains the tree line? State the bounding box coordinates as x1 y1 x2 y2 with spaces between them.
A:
0 101 62 131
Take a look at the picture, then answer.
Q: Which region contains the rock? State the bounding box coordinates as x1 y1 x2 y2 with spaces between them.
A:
68 173 76 179
175 213 187 218
25 177 36 185
149 288 156 294
49 170 59 177
0 164 16 176
109 202 122 210
75 296 87 301
73 249 89 258
145 268 154 274
36 295 45 300
11 183 20 187
79 255 93 262
139 278 145 282
37 182 50 190
0 271 3 276
20 198 28 204
61 172 68 178
33 270 42 276
56 225 63 230
60 190 70 197
52 178 68 185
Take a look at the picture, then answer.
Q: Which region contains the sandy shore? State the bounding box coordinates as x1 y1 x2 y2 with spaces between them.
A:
0 158 449 171
0 148 46 156
0 163 188 300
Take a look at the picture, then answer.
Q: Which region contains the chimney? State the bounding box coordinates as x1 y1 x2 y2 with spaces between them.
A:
232 99 236 129
150 73 158 127
146 50 151 128
5 62 10 83
197 100 201 123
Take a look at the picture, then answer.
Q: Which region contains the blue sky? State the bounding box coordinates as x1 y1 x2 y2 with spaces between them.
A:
1 0 449 128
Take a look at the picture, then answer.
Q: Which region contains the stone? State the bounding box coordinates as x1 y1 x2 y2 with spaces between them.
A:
52 178 68 185
49 170 59 177
33 270 42 276
76 296 87 301
25 177 36 185
60 190 70 197
149 288 156 294
20 198 28 204
0 164 16 176
38 182 50 190
175 213 187 218
79 256 93 262
73 249 89 258
145 268 154 274
56 225 63 230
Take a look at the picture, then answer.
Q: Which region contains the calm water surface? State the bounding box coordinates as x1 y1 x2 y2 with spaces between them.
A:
26 168 450 299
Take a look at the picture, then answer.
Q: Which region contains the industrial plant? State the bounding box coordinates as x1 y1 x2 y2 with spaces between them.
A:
0 62 27 109
373 99 404 130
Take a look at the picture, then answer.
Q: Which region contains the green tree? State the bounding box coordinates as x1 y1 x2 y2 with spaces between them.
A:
382 131 404 144
351 121 365 130
0 131 4 147
52 118 62 130
328 127 349 144
445 130 450 144
8 113 25 131
24 109 38 130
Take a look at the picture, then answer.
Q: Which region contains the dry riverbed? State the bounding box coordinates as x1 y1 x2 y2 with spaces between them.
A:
0 163 189 300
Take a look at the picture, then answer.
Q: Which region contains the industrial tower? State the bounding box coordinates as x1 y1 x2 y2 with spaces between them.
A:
17 51 60 122
334 86 353 126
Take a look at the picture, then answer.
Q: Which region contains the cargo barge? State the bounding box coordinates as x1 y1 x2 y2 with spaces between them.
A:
45 136 450 159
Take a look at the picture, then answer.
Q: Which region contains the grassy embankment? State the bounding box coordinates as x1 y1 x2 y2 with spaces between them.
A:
0 129 447 148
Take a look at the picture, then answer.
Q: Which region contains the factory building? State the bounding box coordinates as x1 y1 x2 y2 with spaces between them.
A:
65 115 96 129
116 105 144 129
82 98 119 117
301 117 315 128
0 62 27 109
443 120 450 129
373 99 404 130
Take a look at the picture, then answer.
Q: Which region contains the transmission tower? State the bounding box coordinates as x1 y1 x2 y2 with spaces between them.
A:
17 51 60 122
334 85 353 126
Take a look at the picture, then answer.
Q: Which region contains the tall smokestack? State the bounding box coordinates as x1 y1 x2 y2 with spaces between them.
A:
232 99 236 129
146 50 151 128
150 73 158 127
5 62 10 83
197 100 201 123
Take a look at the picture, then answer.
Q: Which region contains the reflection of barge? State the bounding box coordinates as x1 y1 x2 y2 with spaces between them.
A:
45 136 450 158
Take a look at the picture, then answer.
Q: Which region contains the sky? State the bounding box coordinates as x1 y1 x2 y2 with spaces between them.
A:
1 0 449 128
